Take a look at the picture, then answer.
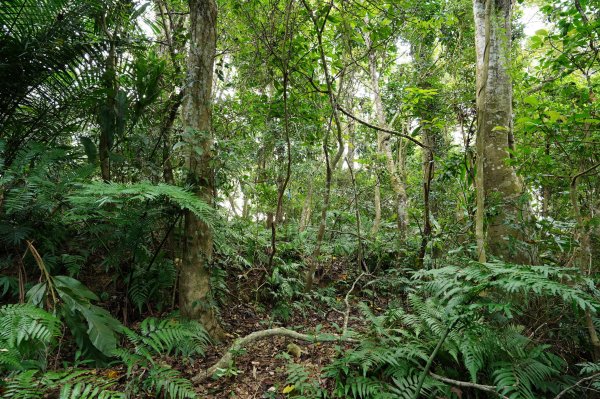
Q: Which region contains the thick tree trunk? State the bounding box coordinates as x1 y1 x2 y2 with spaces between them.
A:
180 0 223 339
473 0 526 263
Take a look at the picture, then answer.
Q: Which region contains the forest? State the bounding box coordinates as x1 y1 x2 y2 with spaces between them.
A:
0 0 599 397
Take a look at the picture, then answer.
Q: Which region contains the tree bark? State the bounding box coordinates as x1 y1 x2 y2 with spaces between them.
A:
410 39 438 268
365 41 408 239
371 172 382 236
305 119 333 291
299 180 313 232
473 0 526 263
99 18 118 183
180 0 223 339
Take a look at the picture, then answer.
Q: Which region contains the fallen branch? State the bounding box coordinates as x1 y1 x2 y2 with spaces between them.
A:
192 327 354 383
429 372 510 399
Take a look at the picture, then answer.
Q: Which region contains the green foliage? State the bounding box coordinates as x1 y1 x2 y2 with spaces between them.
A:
143 366 197 399
28 275 123 359
1 0 599 397
0 304 60 372
266 261 305 321
413 261 599 313
121 317 209 358
323 259 599 398
284 361 326 398
3 365 125 399
68 182 214 224
2 314 206 399
114 317 208 399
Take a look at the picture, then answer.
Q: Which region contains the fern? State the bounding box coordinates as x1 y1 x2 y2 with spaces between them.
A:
175 319 211 358
145 365 197 399
414 261 599 313
0 303 61 371
2 370 44 399
112 316 207 399
323 258 594 399
58 383 125 399
47 369 124 399
285 361 324 398
68 182 215 224
3 368 124 399
493 355 560 399
389 372 445 399
137 317 200 355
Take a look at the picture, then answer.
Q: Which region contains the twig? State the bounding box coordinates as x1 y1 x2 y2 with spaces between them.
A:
429 372 510 399
342 273 366 332
553 372 600 399
192 327 355 383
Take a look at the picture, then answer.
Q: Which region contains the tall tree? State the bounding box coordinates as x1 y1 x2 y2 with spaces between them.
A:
364 40 409 240
180 0 224 338
473 0 525 262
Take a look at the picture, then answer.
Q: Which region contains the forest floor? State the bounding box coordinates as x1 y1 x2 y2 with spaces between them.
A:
181 260 382 399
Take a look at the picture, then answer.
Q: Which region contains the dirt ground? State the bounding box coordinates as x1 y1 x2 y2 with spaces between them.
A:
182 261 375 398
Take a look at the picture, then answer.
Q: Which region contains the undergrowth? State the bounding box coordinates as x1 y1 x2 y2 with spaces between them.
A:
0 303 209 399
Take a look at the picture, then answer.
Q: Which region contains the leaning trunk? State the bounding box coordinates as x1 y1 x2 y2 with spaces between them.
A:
180 0 223 339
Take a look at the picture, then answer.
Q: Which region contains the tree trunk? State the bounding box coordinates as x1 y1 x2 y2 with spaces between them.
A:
473 0 526 263
371 173 382 236
180 0 223 339
366 44 408 240
411 39 438 268
418 126 434 268
99 34 117 182
299 181 313 232
305 125 333 291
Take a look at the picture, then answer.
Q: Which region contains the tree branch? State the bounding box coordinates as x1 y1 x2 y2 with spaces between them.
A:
429 372 510 399
571 161 600 187
336 105 429 149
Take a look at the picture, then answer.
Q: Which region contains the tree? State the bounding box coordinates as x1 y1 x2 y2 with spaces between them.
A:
180 0 224 339
473 0 526 263
364 32 409 240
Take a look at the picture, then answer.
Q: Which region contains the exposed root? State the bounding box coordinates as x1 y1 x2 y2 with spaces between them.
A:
192 327 354 383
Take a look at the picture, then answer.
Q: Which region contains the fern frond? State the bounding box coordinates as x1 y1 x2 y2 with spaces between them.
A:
145 365 197 399
390 372 444 399
139 318 192 355
3 370 44 399
68 182 215 225
0 303 60 371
